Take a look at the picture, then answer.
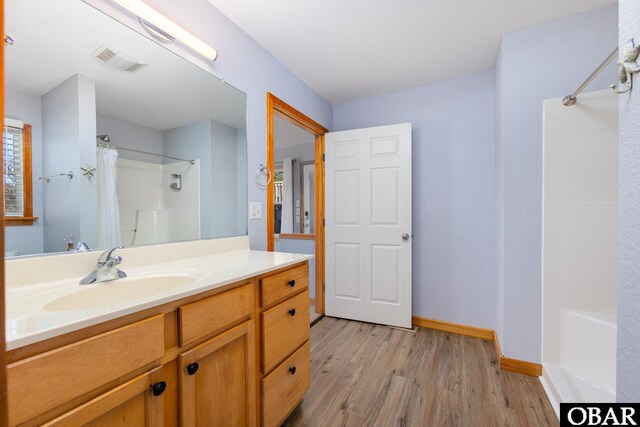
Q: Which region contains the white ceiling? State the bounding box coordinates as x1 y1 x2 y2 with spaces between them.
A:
208 0 616 105
274 115 315 149
6 0 246 130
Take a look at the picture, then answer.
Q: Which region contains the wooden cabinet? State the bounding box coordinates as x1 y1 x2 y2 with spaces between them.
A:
262 342 310 427
43 367 165 427
178 283 254 347
261 291 310 373
178 321 256 426
7 315 165 426
6 261 309 427
260 263 308 308
258 266 311 427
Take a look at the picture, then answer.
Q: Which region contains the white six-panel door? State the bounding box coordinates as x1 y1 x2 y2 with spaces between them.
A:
325 123 412 328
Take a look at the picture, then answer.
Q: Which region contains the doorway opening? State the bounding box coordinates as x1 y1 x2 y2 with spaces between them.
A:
266 93 328 321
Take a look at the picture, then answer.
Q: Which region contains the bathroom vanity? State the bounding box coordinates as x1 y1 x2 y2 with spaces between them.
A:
2 1 313 425
4 237 311 426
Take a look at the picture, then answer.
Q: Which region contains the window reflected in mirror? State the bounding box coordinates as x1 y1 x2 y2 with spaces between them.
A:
3 120 35 230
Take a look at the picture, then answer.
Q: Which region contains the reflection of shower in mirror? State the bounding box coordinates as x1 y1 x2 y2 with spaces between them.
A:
3 0 248 257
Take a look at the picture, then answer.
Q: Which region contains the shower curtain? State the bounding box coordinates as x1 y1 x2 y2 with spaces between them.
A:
281 157 293 234
97 146 122 248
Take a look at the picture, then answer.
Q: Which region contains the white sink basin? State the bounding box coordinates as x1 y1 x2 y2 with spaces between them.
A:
43 275 197 311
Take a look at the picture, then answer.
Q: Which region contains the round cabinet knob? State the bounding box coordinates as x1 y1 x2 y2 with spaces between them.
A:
289 308 296 317
288 280 296 288
402 233 410 241
186 362 199 376
289 366 297 375
151 381 167 396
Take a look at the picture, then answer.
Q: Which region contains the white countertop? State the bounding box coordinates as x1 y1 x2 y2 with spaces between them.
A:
5 249 312 351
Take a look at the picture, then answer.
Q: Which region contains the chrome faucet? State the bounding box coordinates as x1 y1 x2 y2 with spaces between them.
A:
80 247 127 285
73 241 90 253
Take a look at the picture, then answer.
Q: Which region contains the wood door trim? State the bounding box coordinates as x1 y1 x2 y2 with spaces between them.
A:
500 356 543 377
279 233 315 241
266 92 327 315
492 331 542 377
412 316 494 340
314 134 325 313
413 316 543 377
268 93 329 137
0 0 8 422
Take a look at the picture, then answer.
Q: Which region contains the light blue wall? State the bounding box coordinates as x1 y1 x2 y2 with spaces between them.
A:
211 120 240 238
42 74 97 253
333 70 497 329
236 127 247 235
494 44 505 345
97 114 163 164
163 120 213 238
84 0 333 250
78 74 98 249
617 0 640 402
163 119 246 239
495 4 618 362
4 88 44 256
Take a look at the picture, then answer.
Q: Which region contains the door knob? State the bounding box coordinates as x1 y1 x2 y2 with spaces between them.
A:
402 233 410 241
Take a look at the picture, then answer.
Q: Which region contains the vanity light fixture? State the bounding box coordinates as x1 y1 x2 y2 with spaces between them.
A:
110 0 218 61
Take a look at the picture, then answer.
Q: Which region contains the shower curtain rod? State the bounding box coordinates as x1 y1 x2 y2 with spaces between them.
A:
98 143 195 165
562 47 619 106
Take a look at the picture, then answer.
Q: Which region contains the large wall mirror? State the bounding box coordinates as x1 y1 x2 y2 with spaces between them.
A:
4 0 248 258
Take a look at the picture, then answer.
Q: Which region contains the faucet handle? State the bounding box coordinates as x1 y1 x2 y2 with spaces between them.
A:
97 247 123 264
105 256 123 267
74 241 90 253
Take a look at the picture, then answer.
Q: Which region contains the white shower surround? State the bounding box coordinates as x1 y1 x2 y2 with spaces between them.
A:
116 158 200 246
542 89 618 415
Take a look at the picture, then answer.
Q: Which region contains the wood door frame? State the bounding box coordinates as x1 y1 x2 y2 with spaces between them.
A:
266 93 328 314
1 0 9 423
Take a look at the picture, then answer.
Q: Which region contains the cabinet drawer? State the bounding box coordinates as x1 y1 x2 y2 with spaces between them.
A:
261 290 309 373
260 263 308 308
262 341 310 427
7 315 164 426
179 283 254 346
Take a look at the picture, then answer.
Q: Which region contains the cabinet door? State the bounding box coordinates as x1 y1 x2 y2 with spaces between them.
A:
179 321 256 427
42 366 165 427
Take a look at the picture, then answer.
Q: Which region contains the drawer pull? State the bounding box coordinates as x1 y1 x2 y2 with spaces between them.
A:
151 381 167 396
289 308 296 317
288 280 296 287
289 366 297 375
186 362 199 376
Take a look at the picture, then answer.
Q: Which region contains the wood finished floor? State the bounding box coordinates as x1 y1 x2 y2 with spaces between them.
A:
284 317 556 427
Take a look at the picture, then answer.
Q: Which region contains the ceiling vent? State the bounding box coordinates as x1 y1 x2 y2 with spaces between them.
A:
91 45 147 73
